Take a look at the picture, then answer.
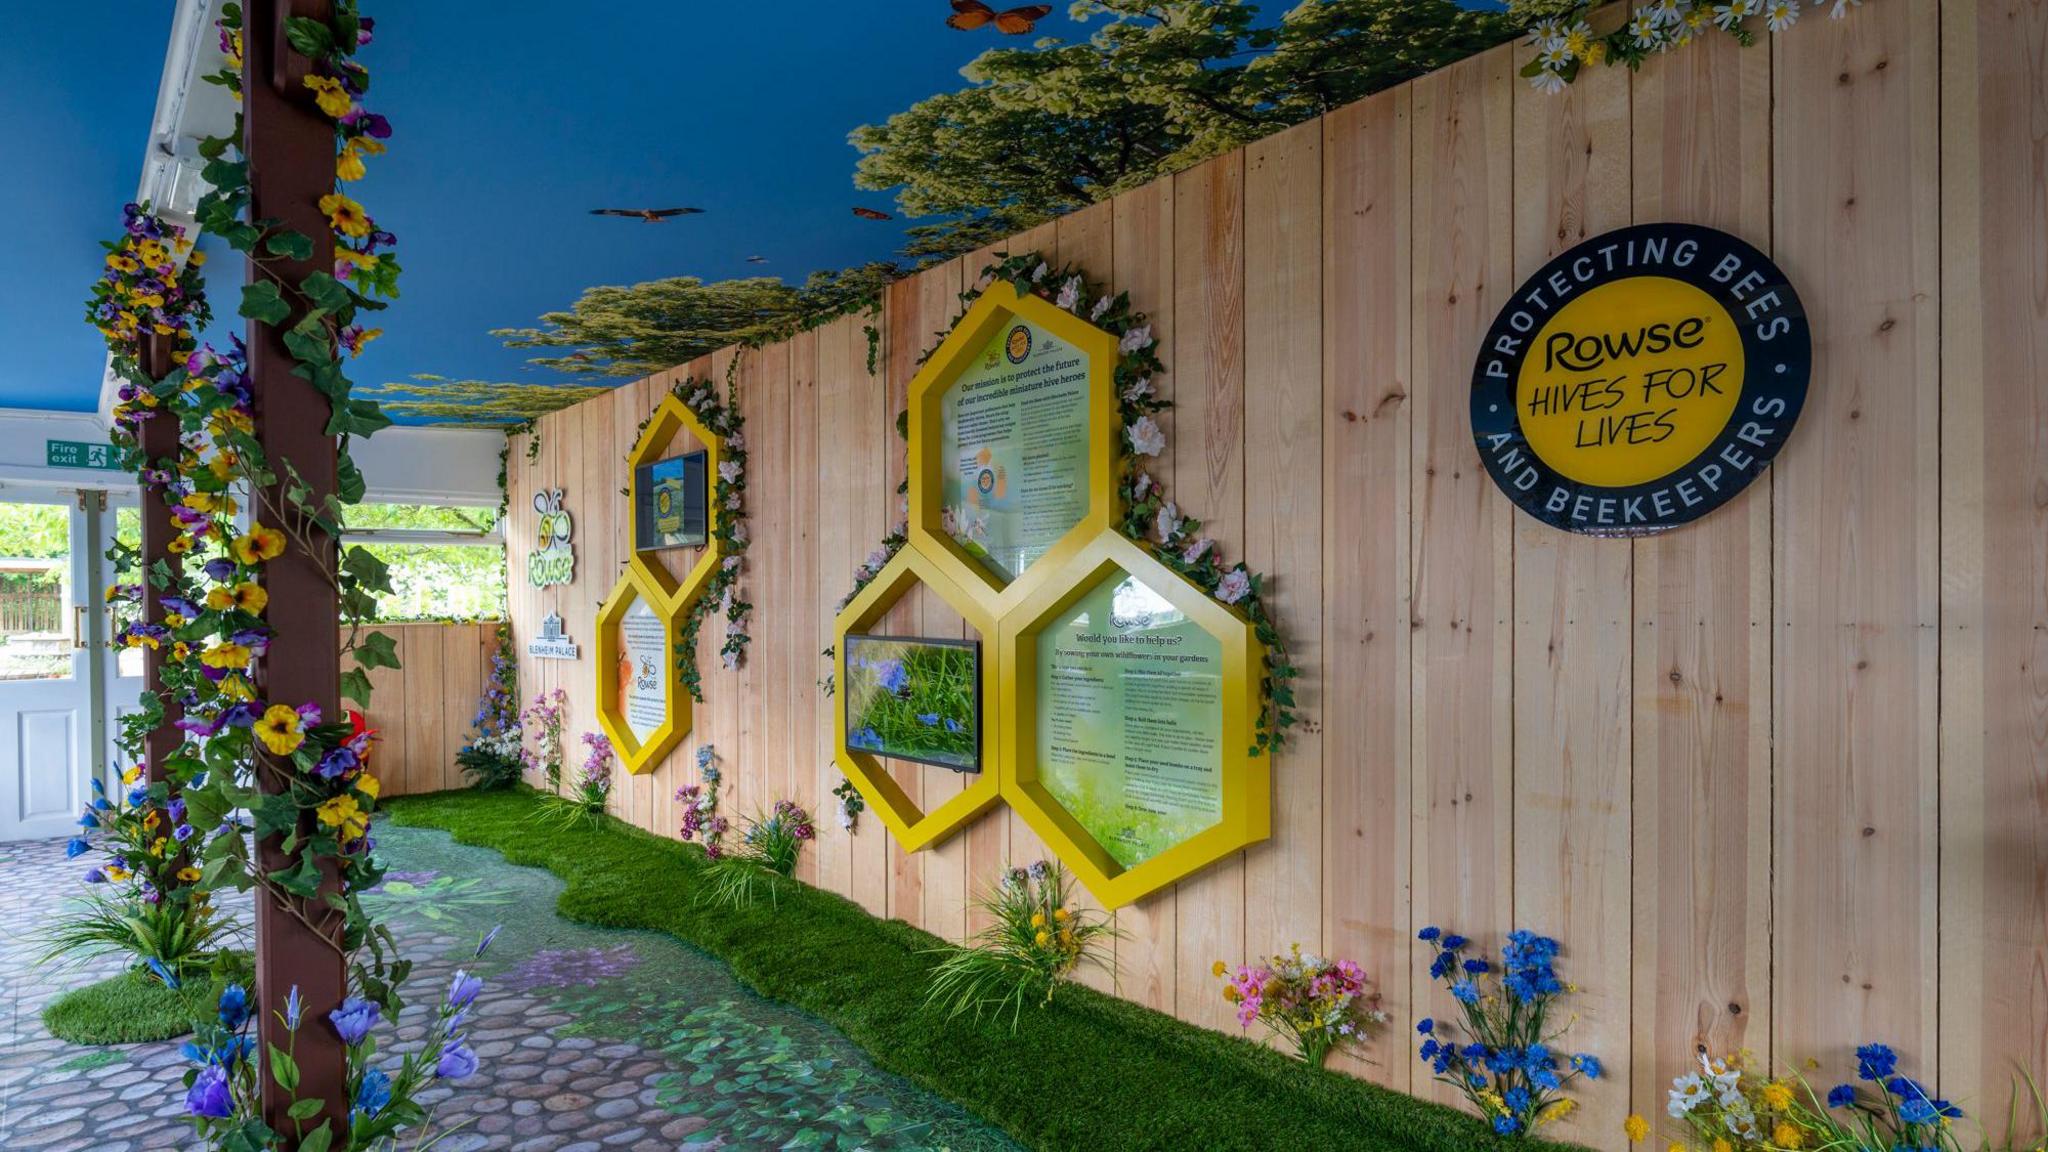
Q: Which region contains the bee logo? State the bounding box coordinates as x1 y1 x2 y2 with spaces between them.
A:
1004 324 1032 364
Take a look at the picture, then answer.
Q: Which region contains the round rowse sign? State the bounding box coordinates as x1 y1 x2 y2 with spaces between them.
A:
1471 223 1809 536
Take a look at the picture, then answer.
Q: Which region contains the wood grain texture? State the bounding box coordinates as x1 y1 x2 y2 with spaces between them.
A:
1627 26 1775 1120
1939 1 2048 1137
1407 45 1515 1109
1772 0 1941 1073
1320 86 1412 1087
1509 41 1633 1150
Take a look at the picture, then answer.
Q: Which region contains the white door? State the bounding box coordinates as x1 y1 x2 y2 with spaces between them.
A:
99 495 146 783
0 491 97 842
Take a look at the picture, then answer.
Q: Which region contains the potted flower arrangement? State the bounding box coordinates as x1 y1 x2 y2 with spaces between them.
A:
700 798 814 909
923 859 1116 1028
1414 926 1602 1138
1215 945 1388 1067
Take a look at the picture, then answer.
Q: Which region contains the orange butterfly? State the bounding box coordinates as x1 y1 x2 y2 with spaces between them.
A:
852 207 894 221
947 1 1052 34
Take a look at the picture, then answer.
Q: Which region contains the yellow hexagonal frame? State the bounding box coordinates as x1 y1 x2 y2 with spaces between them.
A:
832 547 1002 850
592 390 730 775
595 563 691 776
996 532 1269 909
628 391 725 614
906 278 1122 616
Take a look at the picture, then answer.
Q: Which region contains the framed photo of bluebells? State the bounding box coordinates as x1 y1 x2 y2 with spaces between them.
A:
843 634 981 773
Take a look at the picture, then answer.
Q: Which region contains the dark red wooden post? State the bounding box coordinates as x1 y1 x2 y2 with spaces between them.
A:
137 332 183 785
244 0 348 1142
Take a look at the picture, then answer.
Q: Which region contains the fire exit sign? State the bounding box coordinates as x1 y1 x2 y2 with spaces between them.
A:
45 439 124 471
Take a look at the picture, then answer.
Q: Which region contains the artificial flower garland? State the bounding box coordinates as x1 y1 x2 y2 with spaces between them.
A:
1521 0 1864 93
625 373 753 701
829 252 1301 753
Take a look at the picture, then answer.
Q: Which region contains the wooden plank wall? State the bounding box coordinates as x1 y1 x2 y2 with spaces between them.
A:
355 621 495 797
492 8 2047 1147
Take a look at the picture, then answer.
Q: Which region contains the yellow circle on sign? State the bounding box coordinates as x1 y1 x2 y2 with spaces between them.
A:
1517 276 1744 488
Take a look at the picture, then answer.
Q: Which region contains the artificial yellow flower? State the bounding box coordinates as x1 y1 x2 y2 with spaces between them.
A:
1773 1122 1806 1149
218 675 255 702
234 583 268 614
107 253 140 274
1030 911 1046 928
200 642 252 670
303 75 353 119
164 613 187 629
136 239 167 266
189 250 207 267
355 773 381 802
208 451 238 483
333 248 380 272
253 704 305 756
122 764 141 786
318 192 372 238
1759 1080 1796 1111
1623 1114 1650 1143
176 866 203 883
167 535 194 555
205 587 236 612
172 641 191 661
149 836 169 858
336 142 367 182
1034 929 1050 947
143 809 160 831
231 525 286 564
1211 959 1227 978
315 793 369 840
1712 1138 1733 1152
106 865 131 881
1222 984 1241 1002
1537 1098 1575 1127
1053 907 1069 922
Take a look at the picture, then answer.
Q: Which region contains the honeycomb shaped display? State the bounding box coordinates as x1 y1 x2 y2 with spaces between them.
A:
595 391 728 775
834 279 1271 909
997 533 1267 908
907 279 1121 614
832 547 1001 850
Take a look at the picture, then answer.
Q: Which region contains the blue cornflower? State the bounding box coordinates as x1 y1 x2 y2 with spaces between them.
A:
1492 1115 1521 1136
1440 934 1468 950
1450 980 1480 1005
1504 1086 1531 1114
1827 1083 1857 1109
917 712 939 726
1415 1017 1435 1035
1462 958 1490 974
1855 1042 1898 1081
1418 926 1441 941
1419 1039 1440 1061
65 837 90 858
1571 1053 1602 1080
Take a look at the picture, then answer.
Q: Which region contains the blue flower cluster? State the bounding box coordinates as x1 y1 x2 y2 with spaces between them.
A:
1825 1041 1962 1139
1414 926 1598 1139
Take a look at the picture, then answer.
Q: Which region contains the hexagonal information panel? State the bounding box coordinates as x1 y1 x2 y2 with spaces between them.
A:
1000 533 1267 908
594 391 727 775
835 275 1271 908
909 280 1119 613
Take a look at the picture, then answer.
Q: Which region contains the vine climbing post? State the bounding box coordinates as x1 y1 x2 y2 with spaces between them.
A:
137 331 185 786
244 0 348 1141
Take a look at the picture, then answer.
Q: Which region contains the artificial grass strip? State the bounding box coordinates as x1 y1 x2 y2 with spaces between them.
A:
43 961 247 1046
385 788 1590 1152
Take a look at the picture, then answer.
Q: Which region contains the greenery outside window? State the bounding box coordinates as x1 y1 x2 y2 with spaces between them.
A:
342 503 505 622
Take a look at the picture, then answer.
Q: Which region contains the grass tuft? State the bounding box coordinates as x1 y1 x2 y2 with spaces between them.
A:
386 787 1590 1152
42 951 253 1046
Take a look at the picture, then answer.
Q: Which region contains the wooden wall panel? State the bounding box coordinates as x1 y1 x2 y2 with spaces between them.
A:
1407 45 1515 1110
1242 119 1325 990
1508 39 1634 1147
1771 0 1941 1075
1168 152 1248 1036
362 622 494 797
1940 1 2048 1139
1627 28 1775 1117
483 9 2046 1143
1320 87 1410 1087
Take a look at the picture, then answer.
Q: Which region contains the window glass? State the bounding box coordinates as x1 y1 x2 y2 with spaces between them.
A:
0 501 71 681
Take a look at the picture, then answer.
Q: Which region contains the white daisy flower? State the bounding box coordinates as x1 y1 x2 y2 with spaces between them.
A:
1530 67 1569 95
1764 0 1799 31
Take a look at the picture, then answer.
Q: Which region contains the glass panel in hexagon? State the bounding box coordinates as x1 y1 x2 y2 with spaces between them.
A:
842 634 981 773
614 592 670 746
938 315 1093 585
1034 566 1224 869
